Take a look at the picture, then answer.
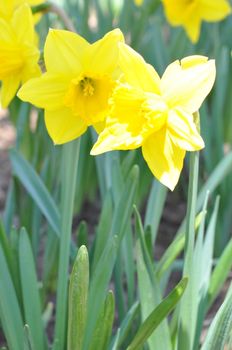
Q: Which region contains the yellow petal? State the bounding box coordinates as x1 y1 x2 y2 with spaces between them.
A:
200 0 231 21
44 29 89 75
161 56 216 113
1 74 21 108
13 0 45 5
18 73 69 110
45 108 87 144
91 84 148 155
119 43 160 93
85 29 124 76
142 129 185 191
0 2 13 18
27 0 45 5
0 17 15 42
162 0 195 25
168 108 204 151
182 15 201 43
91 122 143 155
12 4 34 44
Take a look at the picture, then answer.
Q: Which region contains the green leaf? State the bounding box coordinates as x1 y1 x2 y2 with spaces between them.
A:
0 244 24 350
197 151 232 211
177 150 199 350
207 237 232 308
89 291 115 350
83 236 118 350
145 180 167 243
126 278 188 350
156 211 203 279
91 191 113 268
201 284 232 350
110 302 140 350
19 228 47 350
193 196 219 350
135 206 172 350
23 325 36 350
3 180 15 234
10 149 60 236
68 245 89 350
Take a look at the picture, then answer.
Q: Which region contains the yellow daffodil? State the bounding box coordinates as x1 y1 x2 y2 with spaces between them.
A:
163 0 232 43
0 0 44 19
0 4 41 108
18 29 124 144
134 0 144 6
91 44 216 190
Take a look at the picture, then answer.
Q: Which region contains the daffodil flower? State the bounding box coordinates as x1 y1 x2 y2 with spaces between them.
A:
134 0 144 6
0 4 41 108
163 0 231 43
91 44 216 190
0 0 44 19
18 29 124 144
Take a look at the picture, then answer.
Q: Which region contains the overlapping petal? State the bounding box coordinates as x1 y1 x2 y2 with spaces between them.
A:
142 129 185 191
161 56 216 113
44 29 89 75
118 43 160 93
200 0 231 21
45 108 87 145
12 4 34 43
18 73 70 110
85 29 124 75
168 108 204 151
91 84 147 154
1 74 21 108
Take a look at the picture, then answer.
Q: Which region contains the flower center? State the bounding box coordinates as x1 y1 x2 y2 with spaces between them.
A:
64 75 114 126
141 94 168 135
79 77 95 97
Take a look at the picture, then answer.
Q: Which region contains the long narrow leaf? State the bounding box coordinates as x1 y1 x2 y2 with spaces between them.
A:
0 245 24 350
68 245 89 350
10 149 60 235
19 228 47 350
126 278 188 350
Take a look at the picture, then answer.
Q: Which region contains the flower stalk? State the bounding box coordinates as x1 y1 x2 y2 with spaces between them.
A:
53 139 80 350
32 2 76 32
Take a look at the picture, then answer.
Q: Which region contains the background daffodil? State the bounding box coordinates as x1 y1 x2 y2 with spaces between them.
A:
0 4 41 108
162 0 232 43
91 44 216 190
18 28 124 144
134 0 144 6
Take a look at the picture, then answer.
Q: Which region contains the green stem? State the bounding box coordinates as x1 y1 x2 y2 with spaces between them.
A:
177 150 199 350
32 2 76 32
53 139 80 350
184 151 199 273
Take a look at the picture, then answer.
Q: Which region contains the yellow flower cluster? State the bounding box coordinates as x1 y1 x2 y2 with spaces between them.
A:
18 28 216 190
0 1 42 107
